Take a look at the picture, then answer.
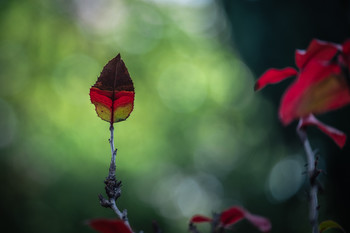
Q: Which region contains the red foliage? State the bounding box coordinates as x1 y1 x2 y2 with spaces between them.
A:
190 215 212 223
279 60 347 125
256 39 350 147
219 206 245 227
298 115 346 148
88 219 132 233
295 39 340 70
190 206 271 232
254 67 297 91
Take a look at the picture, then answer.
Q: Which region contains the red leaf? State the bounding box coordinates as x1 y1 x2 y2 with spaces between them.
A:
342 39 350 56
220 206 245 227
244 212 271 233
254 67 297 91
219 206 271 232
88 219 132 233
279 60 350 125
298 114 347 148
90 54 135 123
341 39 350 67
190 215 212 223
295 39 340 69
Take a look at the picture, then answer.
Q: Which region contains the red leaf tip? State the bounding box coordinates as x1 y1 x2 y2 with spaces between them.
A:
255 67 297 91
298 114 347 148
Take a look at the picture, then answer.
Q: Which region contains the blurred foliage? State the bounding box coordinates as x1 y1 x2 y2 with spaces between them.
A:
0 0 349 233
222 0 350 231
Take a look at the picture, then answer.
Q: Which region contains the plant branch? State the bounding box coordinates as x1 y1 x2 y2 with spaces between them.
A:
98 124 133 232
297 122 319 233
189 223 201 233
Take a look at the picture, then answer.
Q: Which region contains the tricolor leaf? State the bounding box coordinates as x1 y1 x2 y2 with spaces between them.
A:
298 114 347 148
255 67 298 91
87 219 132 233
90 54 135 123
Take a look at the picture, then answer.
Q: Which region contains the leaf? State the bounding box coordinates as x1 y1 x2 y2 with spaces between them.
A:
220 206 245 227
189 215 212 223
341 39 350 68
342 39 350 56
298 114 346 148
295 39 340 70
254 67 298 91
244 211 271 233
219 206 271 232
319 220 346 233
279 60 350 125
90 54 135 123
87 219 132 233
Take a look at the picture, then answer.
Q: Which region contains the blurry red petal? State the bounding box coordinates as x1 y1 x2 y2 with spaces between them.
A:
88 219 132 233
279 61 350 125
342 39 350 67
298 115 347 148
255 67 297 91
190 215 212 223
295 39 340 69
245 212 271 233
342 39 350 56
220 206 245 227
220 206 271 232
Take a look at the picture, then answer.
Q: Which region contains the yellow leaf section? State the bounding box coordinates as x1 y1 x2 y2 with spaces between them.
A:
114 103 134 122
93 102 112 122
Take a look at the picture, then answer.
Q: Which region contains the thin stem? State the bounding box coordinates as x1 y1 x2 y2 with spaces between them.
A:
297 123 319 233
109 124 117 178
99 124 133 232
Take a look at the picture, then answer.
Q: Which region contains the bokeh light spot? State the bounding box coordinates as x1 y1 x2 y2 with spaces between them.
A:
267 157 304 202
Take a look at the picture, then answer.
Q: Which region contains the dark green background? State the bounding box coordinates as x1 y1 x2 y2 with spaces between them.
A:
0 0 349 233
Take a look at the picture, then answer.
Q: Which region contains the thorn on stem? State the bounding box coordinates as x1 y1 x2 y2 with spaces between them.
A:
98 194 111 208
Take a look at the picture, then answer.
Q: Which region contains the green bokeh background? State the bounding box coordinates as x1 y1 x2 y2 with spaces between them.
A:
1 0 349 233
